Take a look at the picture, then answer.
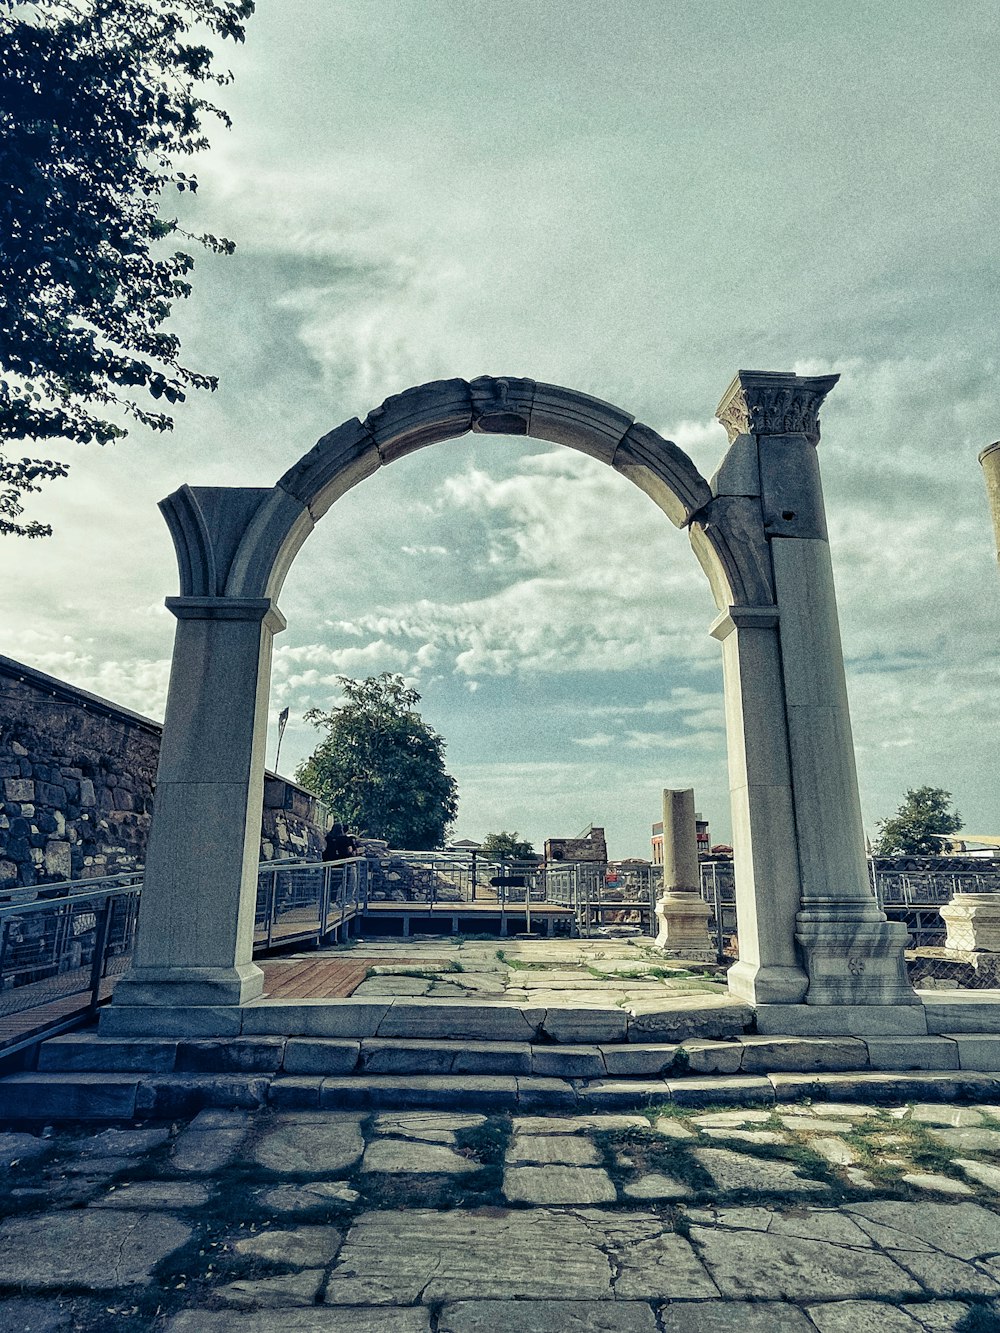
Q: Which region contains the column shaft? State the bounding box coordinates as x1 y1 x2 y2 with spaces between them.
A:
711 608 809 1003
109 597 282 1010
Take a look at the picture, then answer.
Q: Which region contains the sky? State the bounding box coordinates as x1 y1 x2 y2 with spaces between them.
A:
6 0 1000 858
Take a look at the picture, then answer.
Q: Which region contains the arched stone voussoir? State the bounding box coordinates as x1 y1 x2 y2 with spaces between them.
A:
276 417 381 522
224 486 315 601
611 421 714 529
364 378 473 464
527 381 635 463
689 494 775 611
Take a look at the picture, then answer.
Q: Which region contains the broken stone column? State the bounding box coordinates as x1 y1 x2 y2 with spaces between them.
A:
980 441 1000 571
716 371 916 1007
655 788 715 960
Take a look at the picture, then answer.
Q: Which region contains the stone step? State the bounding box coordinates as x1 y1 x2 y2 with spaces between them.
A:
35 1029 974 1080
7 1065 1000 1121
100 994 755 1044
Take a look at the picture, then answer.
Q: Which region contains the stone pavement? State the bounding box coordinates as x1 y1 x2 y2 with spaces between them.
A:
5 1098 1000 1329
272 936 731 1006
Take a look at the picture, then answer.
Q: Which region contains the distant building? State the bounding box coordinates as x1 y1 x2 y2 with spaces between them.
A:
447 838 482 851
545 825 608 864
652 814 709 864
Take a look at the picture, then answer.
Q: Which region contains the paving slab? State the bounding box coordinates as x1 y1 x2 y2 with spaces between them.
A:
0 1210 192 1288
232 1225 342 1267
372 1111 486 1141
324 1207 615 1303
688 1223 923 1300
360 1138 480 1174
216 1269 325 1307
256 1182 359 1213
953 1157 1000 1190
73 1125 172 1158
512 1114 648 1135
779 1116 856 1134
911 1105 985 1127
652 1117 696 1139
768 1210 874 1246
692 1110 772 1127
507 1133 602 1165
890 1248 1000 1297
898 1303 973 1332
621 1172 692 1200
930 1126 1000 1153
437 1300 659 1331
811 1136 857 1166
846 1200 1000 1259
901 1173 973 1196
251 1113 365 1173
806 1300 925 1331
659 1304 813 1332
504 1165 617 1204
91 1180 212 1210
701 1128 787 1144
167 1313 430 1332
692 1148 828 1194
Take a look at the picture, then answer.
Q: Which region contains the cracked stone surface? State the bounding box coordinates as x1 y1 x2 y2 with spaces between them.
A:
0 1210 192 1288
507 1133 602 1165
692 1148 829 1194
372 1112 485 1142
688 1223 923 1300
361 1138 480 1174
251 1113 365 1173
232 1225 342 1267
215 1269 325 1308
504 1165 618 1204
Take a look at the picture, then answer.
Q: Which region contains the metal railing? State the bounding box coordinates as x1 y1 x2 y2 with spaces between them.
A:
254 856 368 948
0 874 143 1051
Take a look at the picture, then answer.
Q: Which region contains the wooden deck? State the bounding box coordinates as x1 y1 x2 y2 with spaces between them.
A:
0 977 117 1054
259 956 446 999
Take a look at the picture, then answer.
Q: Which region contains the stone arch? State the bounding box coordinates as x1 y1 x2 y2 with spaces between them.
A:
105 369 918 1034
159 376 773 612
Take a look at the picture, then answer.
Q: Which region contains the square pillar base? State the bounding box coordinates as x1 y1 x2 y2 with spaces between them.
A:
796 904 918 1006
727 959 810 1005
655 892 715 961
108 962 265 1009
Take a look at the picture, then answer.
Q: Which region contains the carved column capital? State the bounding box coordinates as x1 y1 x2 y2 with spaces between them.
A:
716 371 840 445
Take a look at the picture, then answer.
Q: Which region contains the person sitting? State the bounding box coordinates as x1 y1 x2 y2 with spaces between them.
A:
323 822 357 861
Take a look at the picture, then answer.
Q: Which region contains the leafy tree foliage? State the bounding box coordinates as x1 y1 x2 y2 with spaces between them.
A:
0 0 254 537
296 674 459 852
481 831 536 861
873 786 963 857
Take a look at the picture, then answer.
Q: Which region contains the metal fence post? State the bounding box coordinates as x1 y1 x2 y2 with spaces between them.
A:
88 896 113 1012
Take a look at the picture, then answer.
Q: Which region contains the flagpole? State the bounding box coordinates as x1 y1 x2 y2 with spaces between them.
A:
274 706 290 773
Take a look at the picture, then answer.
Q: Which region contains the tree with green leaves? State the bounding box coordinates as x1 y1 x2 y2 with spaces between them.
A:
873 786 963 857
481 831 536 861
0 0 254 537
296 674 459 852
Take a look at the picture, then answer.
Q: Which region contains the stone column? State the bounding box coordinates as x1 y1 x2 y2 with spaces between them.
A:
710 607 809 1003
980 441 1000 571
105 596 284 1026
655 788 714 960
720 371 915 1006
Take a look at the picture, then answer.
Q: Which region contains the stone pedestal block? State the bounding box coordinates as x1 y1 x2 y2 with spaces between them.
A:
941 894 1000 953
655 893 715 961
795 901 919 1006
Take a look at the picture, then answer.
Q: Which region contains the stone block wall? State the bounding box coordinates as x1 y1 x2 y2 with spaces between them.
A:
0 654 326 893
544 825 608 864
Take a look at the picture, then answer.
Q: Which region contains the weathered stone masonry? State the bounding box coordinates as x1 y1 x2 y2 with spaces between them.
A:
0 654 325 891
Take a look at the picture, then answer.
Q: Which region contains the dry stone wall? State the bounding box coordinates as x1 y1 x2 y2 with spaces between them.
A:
0 655 326 893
